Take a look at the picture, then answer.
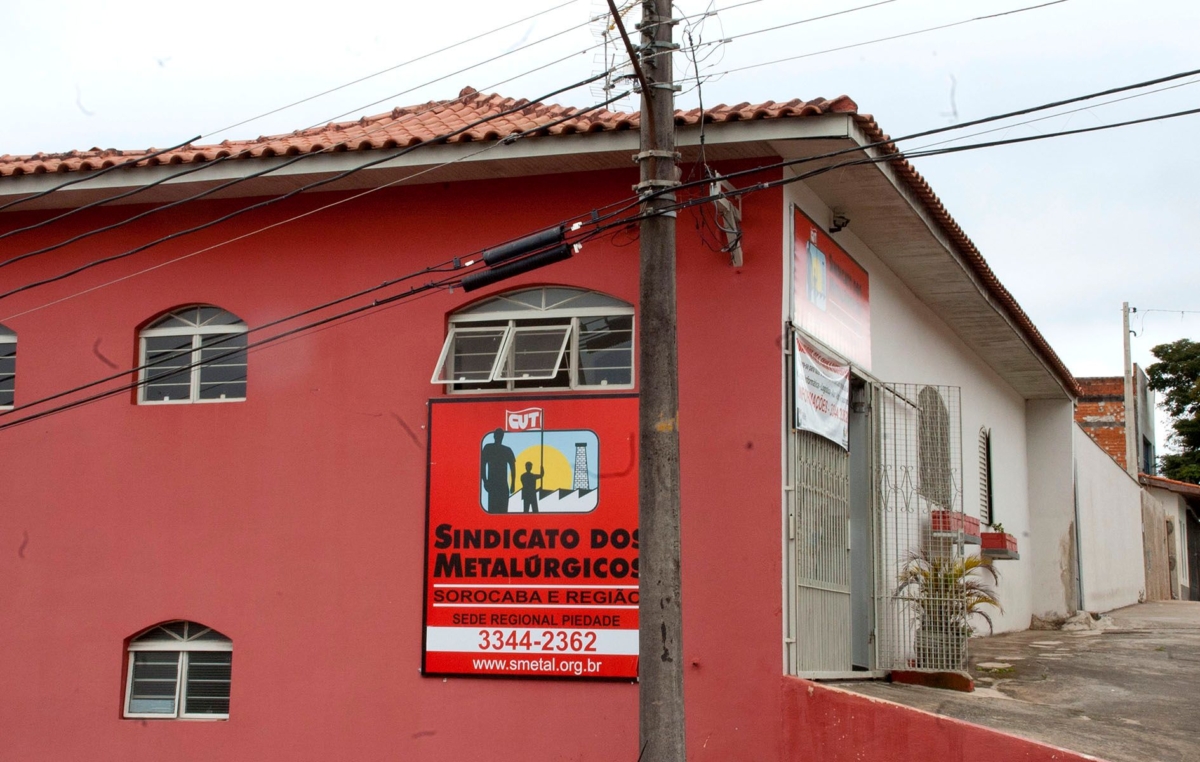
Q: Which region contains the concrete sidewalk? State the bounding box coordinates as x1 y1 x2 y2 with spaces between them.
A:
839 601 1200 762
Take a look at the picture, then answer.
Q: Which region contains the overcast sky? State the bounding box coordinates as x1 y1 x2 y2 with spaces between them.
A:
2 0 1197 448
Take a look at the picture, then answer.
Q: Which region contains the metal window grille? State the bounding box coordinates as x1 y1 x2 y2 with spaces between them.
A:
874 383 968 672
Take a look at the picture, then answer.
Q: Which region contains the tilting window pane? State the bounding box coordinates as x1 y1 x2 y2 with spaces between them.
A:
184 652 232 715
143 336 195 402
198 334 248 400
578 316 633 386
434 327 507 384
0 341 14 407
129 652 180 714
495 326 571 381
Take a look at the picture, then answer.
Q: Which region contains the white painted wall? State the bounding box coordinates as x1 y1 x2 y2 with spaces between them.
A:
1026 399 1079 619
785 179 1038 634
1075 425 1146 611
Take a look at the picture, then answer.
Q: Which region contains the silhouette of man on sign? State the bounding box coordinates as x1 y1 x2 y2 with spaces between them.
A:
480 428 516 514
520 462 544 514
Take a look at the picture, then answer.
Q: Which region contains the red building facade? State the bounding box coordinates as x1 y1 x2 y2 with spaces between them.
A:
1 89 1090 760
1 134 792 756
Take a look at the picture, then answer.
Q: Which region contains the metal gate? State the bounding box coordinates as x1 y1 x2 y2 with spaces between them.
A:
788 429 853 675
873 383 967 672
786 374 969 675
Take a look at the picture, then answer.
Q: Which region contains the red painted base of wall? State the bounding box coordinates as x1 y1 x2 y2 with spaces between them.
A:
782 677 1102 762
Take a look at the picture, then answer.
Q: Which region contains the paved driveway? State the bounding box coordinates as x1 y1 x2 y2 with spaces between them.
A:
839 601 1200 762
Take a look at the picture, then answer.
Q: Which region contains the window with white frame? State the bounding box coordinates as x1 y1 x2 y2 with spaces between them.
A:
0 323 14 409
139 306 247 404
124 620 232 719
432 287 634 392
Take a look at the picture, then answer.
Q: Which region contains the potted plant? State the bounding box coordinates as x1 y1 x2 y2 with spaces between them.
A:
981 522 1020 560
895 549 1002 670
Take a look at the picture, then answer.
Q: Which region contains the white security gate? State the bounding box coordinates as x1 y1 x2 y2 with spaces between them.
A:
788 429 853 675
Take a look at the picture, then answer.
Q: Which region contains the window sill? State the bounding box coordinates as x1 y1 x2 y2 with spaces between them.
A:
137 397 247 406
123 714 229 721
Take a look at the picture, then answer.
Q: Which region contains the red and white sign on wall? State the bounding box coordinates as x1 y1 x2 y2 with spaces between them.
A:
422 395 639 679
792 207 871 370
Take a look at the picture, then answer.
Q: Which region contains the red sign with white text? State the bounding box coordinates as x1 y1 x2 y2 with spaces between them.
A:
422 395 639 679
793 208 871 369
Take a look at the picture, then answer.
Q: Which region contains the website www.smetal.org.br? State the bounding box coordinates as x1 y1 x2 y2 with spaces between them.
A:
473 656 603 676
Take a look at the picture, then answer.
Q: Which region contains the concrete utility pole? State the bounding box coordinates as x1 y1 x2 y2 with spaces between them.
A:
1122 302 1138 477
633 0 685 759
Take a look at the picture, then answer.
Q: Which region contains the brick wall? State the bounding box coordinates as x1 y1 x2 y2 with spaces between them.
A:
1075 376 1126 470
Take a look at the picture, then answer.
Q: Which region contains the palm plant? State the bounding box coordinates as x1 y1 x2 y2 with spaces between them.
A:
895 549 1002 669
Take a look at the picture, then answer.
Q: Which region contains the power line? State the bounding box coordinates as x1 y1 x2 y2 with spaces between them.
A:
0 19 611 247
0 73 618 303
6 95 1198 432
0 0 854 254
642 104 1200 224
0 106 632 415
688 0 899 49
0 40 643 318
911 77 1200 151
0 272 463 432
7 47 1190 355
621 66 1200 218
0 219 614 432
680 0 1070 79
0 0 749 246
201 0 583 140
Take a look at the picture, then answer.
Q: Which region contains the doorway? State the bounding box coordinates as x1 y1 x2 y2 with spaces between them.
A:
786 375 877 677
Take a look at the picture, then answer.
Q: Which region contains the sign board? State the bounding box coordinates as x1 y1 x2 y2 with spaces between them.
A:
423 395 639 679
794 335 851 450
792 208 871 369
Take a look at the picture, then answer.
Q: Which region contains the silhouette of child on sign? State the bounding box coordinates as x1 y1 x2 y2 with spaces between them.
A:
520 461 544 514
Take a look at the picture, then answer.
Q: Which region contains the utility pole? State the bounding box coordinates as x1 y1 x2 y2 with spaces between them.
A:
1122 302 1138 477
632 0 685 759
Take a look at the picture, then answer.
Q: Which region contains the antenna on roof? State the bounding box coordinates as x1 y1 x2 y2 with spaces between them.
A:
590 0 637 112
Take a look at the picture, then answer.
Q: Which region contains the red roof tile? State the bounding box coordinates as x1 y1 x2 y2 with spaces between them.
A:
0 87 857 177
1141 473 1200 499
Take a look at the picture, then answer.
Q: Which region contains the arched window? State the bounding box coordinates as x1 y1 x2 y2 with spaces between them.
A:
432 287 634 392
124 620 232 719
0 323 14 409
138 306 247 404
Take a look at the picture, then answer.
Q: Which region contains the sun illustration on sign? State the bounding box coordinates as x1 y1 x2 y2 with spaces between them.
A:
514 445 573 491
479 424 600 515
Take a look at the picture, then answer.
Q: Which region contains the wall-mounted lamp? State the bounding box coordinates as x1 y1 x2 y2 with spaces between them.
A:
829 214 850 234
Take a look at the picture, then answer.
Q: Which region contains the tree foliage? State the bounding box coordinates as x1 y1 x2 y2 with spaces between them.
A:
1146 338 1200 484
